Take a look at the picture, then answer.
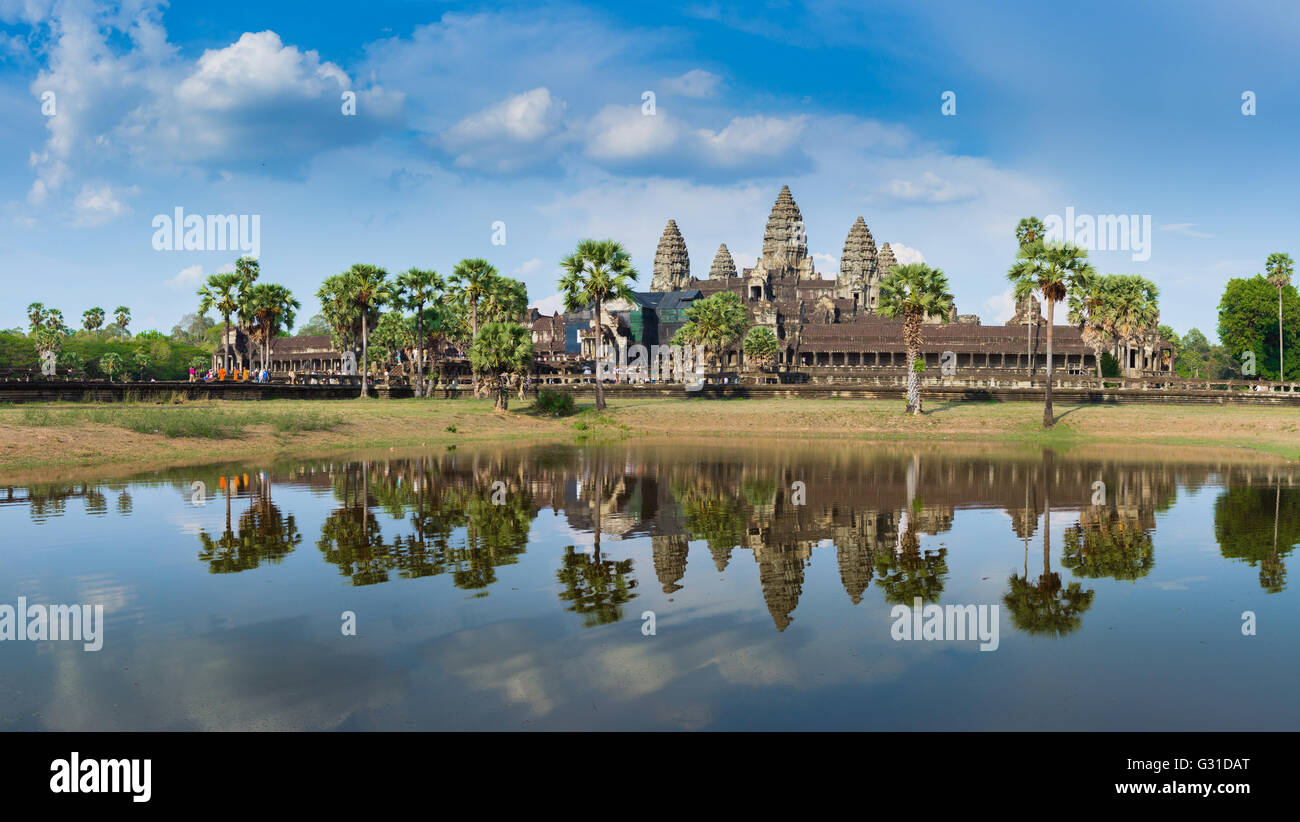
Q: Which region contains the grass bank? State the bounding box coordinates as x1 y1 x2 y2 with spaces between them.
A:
1 395 1297 480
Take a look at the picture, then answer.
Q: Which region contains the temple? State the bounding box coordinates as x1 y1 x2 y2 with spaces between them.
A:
530 185 1175 380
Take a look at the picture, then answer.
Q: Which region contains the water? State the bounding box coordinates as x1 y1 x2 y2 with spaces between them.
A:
1 442 1297 730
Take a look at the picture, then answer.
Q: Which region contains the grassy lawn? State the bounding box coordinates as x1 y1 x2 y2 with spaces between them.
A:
0 394 1296 479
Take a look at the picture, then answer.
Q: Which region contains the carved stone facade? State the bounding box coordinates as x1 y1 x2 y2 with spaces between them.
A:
650 219 691 292
836 216 879 312
709 243 737 280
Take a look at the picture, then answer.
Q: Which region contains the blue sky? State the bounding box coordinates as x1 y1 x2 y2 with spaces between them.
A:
2 0 1299 339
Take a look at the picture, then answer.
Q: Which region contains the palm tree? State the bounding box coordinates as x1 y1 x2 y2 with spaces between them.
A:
1067 270 1113 378
395 268 443 397
82 307 105 332
1008 241 1095 426
1016 218 1046 372
558 239 639 410
245 283 299 371
99 351 123 382
467 322 535 410
198 272 243 371
877 262 955 415
672 291 748 370
743 325 780 372
1106 275 1160 376
133 350 152 380
340 264 393 398
480 276 529 325
1265 252 1294 381
112 305 131 334
449 258 499 397
232 257 260 369
26 302 46 331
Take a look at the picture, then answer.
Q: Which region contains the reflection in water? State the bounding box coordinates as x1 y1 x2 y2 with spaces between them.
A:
1215 485 1298 593
198 474 302 573
4 444 1300 731
3 446 1298 634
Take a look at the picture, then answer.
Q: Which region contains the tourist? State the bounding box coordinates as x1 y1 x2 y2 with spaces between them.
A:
188 366 196 383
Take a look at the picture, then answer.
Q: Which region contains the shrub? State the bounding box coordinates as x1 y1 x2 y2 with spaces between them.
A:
533 389 575 416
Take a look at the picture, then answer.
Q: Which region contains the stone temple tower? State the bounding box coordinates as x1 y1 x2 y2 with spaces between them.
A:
749 185 816 296
877 242 897 281
837 216 879 313
709 243 737 279
650 219 691 291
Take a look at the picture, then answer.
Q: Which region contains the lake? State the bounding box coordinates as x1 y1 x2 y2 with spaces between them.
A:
1 441 1297 730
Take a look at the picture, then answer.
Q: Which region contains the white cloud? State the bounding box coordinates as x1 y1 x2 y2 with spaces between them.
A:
166 261 234 289
511 257 545 278
584 106 807 174
659 69 721 98
1159 223 1213 238
71 183 136 225
441 88 571 171
889 243 925 265
881 171 979 204
986 288 1017 324
529 293 566 315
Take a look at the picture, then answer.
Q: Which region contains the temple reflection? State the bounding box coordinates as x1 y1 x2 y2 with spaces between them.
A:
2 444 1296 634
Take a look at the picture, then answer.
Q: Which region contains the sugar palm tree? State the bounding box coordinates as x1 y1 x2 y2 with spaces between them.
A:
198 272 243 371
1067 270 1114 378
468 322 535 410
1107 275 1160 375
113 305 131 334
1265 252 1294 380
877 262 955 415
1008 241 1095 427
1016 218 1046 372
82 307 105 332
99 351 123 382
743 325 780 372
449 258 499 397
395 267 443 397
559 239 639 410
672 291 748 370
245 283 299 371
26 302 46 331
340 263 393 398
232 257 260 368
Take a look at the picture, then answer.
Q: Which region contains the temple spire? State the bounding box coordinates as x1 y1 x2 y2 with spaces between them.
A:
837 216 879 311
650 219 691 291
709 243 737 279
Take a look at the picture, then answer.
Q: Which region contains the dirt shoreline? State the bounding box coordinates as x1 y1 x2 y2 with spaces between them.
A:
1 396 1296 484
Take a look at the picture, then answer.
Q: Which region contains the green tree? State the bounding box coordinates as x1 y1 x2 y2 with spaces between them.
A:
1015 217 1045 248
449 258 500 397
197 272 243 371
1106 275 1160 373
112 305 131 335
133 350 152 380
1008 241 1095 426
877 262 955 415
1218 275 1300 381
99 351 123 382
1265 252 1294 381
742 325 780 371
395 267 443 397
1067 271 1113 378
672 291 748 369
340 264 393 398
244 282 299 370
558 239 639 410
82 307 105 333
468 322 535 410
